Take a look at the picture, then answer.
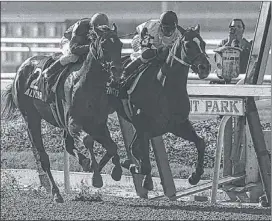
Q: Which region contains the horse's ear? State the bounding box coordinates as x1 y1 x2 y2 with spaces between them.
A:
194 24 200 34
112 23 117 33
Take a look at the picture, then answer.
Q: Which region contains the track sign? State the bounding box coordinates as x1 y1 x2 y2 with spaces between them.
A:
190 97 245 116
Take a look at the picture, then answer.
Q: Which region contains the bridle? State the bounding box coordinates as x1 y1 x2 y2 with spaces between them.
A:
169 33 209 73
89 30 119 75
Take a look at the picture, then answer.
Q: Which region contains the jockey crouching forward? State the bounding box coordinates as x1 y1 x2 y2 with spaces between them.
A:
121 11 185 80
43 13 110 102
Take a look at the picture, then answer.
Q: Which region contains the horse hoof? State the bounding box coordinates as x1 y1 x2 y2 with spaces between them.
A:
169 194 177 201
129 164 140 174
142 175 153 191
111 166 122 181
188 174 201 185
143 178 154 191
82 158 91 172
92 173 103 188
260 195 270 207
138 193 148 199
54 194 64 203
121 159 132 170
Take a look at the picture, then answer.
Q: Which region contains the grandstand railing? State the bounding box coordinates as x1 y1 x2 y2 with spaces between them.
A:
1 37 219 54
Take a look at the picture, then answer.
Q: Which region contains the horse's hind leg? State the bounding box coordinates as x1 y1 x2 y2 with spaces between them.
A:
95 125 122 181
24 114 63 203
172 119 205 185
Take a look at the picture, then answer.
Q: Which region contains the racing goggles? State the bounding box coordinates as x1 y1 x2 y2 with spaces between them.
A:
160 23 177 37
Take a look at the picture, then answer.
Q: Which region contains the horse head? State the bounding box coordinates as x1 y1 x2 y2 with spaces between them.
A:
89 24 124 82
168 24 211 79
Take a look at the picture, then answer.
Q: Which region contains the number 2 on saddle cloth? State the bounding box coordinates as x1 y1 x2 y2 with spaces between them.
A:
24 61 49 101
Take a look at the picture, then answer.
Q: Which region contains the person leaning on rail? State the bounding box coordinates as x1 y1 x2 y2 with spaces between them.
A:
120 10 186 79
43 13 110 102
211 18 252 84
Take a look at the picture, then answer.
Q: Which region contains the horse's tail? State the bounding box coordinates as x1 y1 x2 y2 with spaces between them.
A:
1 83 19 121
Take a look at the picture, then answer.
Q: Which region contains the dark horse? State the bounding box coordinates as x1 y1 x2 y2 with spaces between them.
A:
111 25 211 192
1 25 124 202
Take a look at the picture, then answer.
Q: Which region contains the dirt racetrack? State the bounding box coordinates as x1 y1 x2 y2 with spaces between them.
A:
1 188 271 220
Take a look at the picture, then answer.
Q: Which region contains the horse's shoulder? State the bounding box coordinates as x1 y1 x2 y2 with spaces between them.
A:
64 62 84 86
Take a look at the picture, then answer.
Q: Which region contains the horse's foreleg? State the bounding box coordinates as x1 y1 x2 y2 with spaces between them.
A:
137 132 152 176
63 131 91 172
95 126 122 181
68 119 102 188
25 115 63 203
138 133 154 191
172 119 205 185
85 136 103 188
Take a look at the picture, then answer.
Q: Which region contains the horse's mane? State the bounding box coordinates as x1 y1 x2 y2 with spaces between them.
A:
88 25 114 41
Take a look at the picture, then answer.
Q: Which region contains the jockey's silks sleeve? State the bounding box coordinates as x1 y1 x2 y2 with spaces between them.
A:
69 36 90 56
135 20 184 49
63 25 75 40
69 20 91 56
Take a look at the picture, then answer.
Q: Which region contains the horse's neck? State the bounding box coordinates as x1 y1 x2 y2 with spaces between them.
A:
78 53 105 88
165 64 189 90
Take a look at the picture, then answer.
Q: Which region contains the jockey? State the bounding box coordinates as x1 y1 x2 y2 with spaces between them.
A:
44 13 110 102
121 10 185 79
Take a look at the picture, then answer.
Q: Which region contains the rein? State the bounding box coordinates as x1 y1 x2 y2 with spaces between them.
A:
168 36 208 72
118 31 137 38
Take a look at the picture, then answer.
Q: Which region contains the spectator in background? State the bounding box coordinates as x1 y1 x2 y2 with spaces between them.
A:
211 18 252 84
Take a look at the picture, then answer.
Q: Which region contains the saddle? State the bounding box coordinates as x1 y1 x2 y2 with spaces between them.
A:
121 63 150 92
24 53 69 102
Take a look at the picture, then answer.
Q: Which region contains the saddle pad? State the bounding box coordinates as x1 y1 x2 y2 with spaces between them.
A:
24 57 54 100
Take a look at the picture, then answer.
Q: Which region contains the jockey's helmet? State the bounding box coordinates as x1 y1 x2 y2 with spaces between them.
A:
90 13 110 27
159 11 178 37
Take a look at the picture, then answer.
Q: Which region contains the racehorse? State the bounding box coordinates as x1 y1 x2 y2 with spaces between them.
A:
1 25 124 203
110 25 211 193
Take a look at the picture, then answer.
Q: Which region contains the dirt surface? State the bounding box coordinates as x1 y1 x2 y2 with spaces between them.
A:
1 188 271 220
1 168 271 221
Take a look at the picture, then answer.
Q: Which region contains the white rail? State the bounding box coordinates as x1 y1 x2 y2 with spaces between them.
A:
1 37 221 46
1 37 218 54
1 72 271 83
0 46 135 54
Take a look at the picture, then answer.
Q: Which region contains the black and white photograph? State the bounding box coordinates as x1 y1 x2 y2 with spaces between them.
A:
1 1 271 220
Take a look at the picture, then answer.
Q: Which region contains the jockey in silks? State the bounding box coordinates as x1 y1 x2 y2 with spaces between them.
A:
43 13 110 102
121 10 186 79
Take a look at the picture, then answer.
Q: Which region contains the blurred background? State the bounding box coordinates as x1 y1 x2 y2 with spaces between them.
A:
1 1 270 75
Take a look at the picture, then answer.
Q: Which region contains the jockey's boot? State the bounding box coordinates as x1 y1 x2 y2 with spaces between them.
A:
121 57 143 79
44 60 63 102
